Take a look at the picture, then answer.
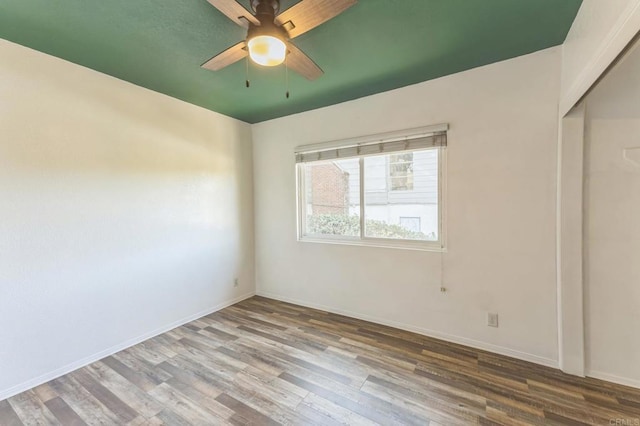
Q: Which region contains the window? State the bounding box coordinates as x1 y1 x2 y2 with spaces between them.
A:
296 126 446 250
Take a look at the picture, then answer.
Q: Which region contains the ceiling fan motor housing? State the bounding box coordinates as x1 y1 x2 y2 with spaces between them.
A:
251 0 280 16
247 0 287 41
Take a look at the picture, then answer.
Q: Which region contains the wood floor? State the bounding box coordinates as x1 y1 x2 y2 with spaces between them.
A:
2 297 640 425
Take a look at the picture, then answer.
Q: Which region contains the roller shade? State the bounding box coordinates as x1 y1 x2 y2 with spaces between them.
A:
295 131 446 163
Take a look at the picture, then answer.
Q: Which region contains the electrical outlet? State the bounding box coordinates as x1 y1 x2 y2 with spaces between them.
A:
234 278 239 287
487 313 499 328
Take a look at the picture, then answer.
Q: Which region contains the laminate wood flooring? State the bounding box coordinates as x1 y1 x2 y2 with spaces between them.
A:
2 296 640 425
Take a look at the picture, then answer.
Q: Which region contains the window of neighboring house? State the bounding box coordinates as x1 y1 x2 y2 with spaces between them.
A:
296 126 447 250
389 153 414 191
399 217 421 233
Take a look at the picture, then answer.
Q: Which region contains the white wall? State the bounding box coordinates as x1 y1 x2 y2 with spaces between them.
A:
560 0 640 115
253 47 562 366
0 40 255 399
583 40 640 388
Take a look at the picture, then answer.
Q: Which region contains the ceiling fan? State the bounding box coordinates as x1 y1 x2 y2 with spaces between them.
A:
202 0 357 81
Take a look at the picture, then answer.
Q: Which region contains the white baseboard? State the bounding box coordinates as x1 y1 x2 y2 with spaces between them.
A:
587 370 640 390
256 291 559 369
0 291 255 402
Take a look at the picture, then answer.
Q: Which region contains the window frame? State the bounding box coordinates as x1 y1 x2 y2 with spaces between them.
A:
295 126 447 252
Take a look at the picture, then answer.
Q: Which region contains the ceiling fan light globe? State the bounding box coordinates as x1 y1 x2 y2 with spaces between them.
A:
248 35 286 66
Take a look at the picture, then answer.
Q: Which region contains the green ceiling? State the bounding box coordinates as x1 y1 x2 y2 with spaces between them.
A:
0 0 582 123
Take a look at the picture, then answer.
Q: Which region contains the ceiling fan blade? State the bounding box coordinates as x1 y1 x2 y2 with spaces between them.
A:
276 0 357 39
201 41 248 71
206 0 260 28
286 43 323 80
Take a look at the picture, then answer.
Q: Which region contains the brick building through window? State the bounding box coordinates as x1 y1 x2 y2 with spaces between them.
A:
308 163 350 215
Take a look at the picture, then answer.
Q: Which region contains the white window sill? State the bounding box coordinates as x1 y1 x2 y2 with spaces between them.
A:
297 236 446 252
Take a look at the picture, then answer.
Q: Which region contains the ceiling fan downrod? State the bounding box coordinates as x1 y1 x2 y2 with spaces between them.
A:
251 0 280 17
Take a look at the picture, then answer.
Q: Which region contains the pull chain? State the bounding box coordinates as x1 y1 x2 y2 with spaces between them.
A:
440 249 446 293
245 56 250 88
285 54 290 99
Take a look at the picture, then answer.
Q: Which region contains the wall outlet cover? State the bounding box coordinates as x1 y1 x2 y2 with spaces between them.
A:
487 313 499 327
623 147 640 167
